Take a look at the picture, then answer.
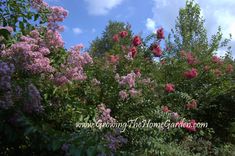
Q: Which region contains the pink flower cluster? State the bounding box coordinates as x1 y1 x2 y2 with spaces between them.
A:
97 103 116 123
31 0 68 32
151 44 162 57
156 28 164 39
165 83 175 93
184 68 198 79
116 72 136 88
1 30 54 74
53 45 93 85
186 100 197 110
186 52 198 65
47 6 68 31
45 29 64 48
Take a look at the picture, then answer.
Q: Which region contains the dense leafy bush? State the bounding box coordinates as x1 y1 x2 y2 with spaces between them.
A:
0 0 234 155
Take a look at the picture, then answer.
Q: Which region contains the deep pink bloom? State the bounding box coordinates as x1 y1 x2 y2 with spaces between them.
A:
129 47 137 58
132 36 141 46
186 52 198 65
156 28 164 39
152 44 162 57
113 34 119 42
119 31 128 38
162 106 170 112
186 100 197 110
165 83 175 93
184 68 198 79
185 120 197 132
212 55 221 63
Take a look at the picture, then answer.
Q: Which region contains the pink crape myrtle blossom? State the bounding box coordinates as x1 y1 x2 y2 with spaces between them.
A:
165 83 175 93
119 90 129 100
97 103 116 123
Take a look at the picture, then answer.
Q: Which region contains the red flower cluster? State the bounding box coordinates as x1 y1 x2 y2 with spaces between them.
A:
156 28 164 39
113 34 119 42
165 83 175 93
119 31 128 38
162 106 170 112
129 47 137 58
185 120 197 132
186 100 197 110
152 44 162 57
132 36 142 46
184 68 198 79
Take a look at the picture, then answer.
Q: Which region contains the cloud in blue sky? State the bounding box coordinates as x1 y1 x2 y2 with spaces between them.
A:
45 0 235 57
145 18 156 32
72 27 83 35
84 0 125 15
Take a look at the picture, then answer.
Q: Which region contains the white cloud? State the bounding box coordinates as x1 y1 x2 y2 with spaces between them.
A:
72 27 82 35
91 28 96 33
151 0 235 57
84 0 124 15
145 18 156 32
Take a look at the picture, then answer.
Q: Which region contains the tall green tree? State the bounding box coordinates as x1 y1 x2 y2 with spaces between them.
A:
89 21 133 57
171 0 231 57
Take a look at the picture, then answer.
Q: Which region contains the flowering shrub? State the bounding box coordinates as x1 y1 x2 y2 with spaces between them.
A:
0 0 235 155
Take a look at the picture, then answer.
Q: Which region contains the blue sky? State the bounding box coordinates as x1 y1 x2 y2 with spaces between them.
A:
45 0 235 57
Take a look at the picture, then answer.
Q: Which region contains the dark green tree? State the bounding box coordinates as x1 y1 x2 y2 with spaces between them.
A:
89 21 133 57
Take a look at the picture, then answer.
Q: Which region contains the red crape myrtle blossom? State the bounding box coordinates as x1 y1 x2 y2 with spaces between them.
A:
186 99 197 110
113 34 119 42
176 120 197 132
184 68 198 79
171 112 180 121
151 44 162 57
156 28 164 39
165 83 175 93
185 120 197 132
128 47 138 59
132 36 142 46
162 105 170 112
119 31 128 38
